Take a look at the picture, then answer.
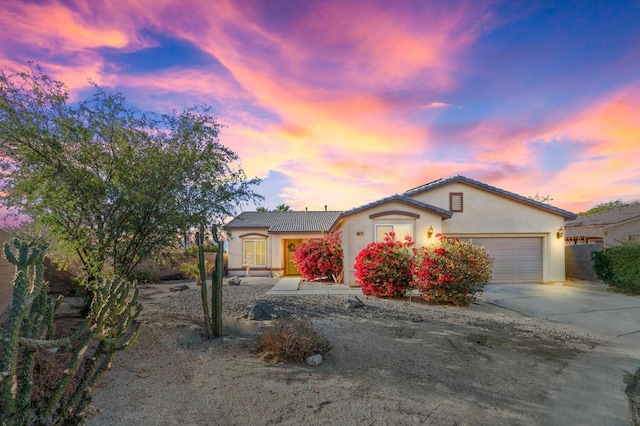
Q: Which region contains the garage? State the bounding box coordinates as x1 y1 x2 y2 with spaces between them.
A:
460 237 542 283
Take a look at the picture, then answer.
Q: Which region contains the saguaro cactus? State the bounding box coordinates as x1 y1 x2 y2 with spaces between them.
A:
0 238 142 426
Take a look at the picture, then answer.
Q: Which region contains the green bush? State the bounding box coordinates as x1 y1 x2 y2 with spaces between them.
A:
592 241 640 294
185 243 218 256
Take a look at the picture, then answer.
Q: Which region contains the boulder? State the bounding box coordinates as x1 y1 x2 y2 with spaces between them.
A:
169 284 190 292
305 354 323 366
345 295 365 309
241 301 281 320
228 276 241 286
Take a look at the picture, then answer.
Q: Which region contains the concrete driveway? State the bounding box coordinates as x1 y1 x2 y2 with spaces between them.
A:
482 283 640 426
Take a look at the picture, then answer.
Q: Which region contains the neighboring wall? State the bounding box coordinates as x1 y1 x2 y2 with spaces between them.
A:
0 229 15 315
565 243 602 281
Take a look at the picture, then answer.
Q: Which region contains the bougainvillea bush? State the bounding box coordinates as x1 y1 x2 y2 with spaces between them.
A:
292 232 344 283
412 235 493 305
354 232 414 297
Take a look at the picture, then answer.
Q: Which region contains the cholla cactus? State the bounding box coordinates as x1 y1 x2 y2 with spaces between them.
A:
0 238 142 425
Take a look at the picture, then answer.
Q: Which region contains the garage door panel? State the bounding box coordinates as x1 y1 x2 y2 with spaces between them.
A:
460 237 542 283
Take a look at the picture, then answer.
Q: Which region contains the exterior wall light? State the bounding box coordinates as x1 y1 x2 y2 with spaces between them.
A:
356 231 364 236
557 227 564 239
427 225 434 239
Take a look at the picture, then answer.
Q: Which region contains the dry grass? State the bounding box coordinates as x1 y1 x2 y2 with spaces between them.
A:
256 318 332 363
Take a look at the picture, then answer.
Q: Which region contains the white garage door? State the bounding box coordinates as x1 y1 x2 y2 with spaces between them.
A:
460 237 542 283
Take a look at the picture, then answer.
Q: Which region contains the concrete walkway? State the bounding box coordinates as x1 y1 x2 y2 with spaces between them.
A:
266 277 363 296
482 284 640 426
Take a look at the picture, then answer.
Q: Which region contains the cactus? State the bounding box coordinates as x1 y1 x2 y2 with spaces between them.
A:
196 227 213 339
211 225 224 338
0 238 142 426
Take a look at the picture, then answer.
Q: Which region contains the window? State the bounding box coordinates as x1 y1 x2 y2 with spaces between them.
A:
375 224 412 242
450 192 463 212
243 240 266 267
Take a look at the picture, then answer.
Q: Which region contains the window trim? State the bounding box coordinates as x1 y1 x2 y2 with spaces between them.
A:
374 223 414 242
243 239 267 267
450 192 464 212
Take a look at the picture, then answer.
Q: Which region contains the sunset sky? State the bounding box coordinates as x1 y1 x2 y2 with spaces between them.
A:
1 0 639 215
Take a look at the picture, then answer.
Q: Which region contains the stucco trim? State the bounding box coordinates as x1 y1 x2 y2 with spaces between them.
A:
369 210 420 219
238 232 269 239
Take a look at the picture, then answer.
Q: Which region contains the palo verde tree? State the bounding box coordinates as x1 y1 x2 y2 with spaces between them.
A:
0 63 262 280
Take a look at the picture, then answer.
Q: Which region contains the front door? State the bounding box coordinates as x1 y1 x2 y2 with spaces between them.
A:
284 239 302 276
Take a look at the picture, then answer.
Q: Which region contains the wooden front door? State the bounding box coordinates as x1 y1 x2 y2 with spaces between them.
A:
284 239 302 276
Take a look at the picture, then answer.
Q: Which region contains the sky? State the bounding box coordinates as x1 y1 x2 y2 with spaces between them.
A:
1 0 639 216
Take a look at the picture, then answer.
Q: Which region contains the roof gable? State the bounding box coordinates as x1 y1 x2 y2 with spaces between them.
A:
566 203 640 228
226 211 342 233
405 175 577 220
339 194 452 219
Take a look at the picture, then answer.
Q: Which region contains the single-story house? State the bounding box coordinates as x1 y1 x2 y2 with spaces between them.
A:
226 210 342 277
227 175 577 285
565 203 640 247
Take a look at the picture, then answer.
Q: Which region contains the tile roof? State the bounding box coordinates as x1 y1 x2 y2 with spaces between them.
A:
566 203 640 228
339 194 452 219
226 211 342 233
404 175 577 220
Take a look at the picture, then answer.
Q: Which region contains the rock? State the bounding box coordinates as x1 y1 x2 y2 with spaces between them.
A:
228 276 241 286
241 301 281 320
305 354 323 366
345 295 365 309
169 284 190 292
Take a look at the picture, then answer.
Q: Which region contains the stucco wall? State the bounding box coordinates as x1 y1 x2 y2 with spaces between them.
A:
410 183 568 283
227 229 326 277
335 201 444 286
0 229 15 316
604 220 640 247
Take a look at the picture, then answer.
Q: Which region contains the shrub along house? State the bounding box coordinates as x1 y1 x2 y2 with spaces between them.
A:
226 175 576 285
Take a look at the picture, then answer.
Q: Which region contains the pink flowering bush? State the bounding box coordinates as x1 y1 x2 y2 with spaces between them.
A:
412 234 493 305
292 232 344 283
354 232 414 297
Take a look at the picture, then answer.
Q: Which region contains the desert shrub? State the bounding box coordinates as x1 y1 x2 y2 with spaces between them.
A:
256 318 332 362
412 235 493 305
354 232 414 297
181 259 213 286
292 232 343 283
185 243 218 256
593 241 640 294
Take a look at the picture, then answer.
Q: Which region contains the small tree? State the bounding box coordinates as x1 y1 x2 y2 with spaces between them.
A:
412 235 492 305
0 63 261 282
354 232 414 297
292 232 343 283
275 204 291 212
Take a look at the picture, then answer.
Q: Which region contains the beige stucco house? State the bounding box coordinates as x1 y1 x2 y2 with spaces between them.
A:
226 211 342 277
227 175 576 285
565 203 640 247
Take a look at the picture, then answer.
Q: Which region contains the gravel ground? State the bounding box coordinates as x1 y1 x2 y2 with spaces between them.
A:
86 278 598 426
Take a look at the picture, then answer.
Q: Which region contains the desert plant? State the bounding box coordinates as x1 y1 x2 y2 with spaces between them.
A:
354 232 414 297
256 318 332 363
592 241 640 294
0 238 141 425
412 235 493 305
181 259 213 286
292 232 344 283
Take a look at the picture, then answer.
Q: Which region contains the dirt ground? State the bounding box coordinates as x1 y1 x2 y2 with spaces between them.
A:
84 278 596 426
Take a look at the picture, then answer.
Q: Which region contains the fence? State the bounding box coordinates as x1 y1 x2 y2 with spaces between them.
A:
565 243 602 281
